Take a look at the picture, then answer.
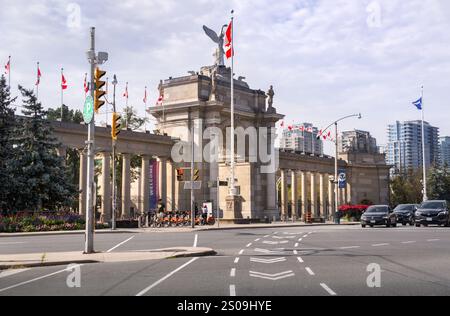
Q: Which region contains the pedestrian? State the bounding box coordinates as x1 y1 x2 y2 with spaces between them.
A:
202 204 208 223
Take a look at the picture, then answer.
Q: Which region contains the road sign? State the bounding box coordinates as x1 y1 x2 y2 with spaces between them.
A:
83 95 94 124
219 181 229 187
184 181 202 190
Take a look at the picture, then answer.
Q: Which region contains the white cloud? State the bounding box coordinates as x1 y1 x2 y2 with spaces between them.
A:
1 0 450 154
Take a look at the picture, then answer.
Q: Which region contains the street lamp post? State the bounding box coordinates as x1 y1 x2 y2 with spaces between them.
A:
321 113 362 224
111 75 118 230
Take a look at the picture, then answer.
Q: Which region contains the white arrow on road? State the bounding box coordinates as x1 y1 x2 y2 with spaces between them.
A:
262 240 289 245
254 248 286 255
249 270 295 281
250 257 286 264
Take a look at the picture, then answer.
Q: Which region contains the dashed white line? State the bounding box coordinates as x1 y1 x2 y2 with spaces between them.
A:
255 238 261 242
239 249 244 255
372 243 390 247
0 265 82 293
293 250 298 255
193 234 198 248
298 238 303 242
136 258 198 296
402 241 416 244
264 235 270 238
106 236 135 253
320 283 337 296
230 268 236 277
305 267 315 276
246 243 253 248
234 258 240 264
230 285 236 296
339 246 361 250
0 242 26 245
295 243 299 247
427 239 440 242
297 257 304 263
302 235 308 238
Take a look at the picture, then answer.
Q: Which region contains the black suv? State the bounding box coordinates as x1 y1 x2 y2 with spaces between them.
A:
415 200 450 227
361 205 397 228
393 204 418 226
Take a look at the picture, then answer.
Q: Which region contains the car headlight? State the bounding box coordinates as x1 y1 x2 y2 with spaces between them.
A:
415 212 422 217
439 211 448 216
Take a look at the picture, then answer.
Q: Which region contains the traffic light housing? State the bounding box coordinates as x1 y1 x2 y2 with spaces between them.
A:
176 169 185 182
94 67 106 113
111 112 121 140
193 169 200 181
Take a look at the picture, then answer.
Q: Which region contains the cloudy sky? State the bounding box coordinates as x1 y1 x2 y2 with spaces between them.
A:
1 0 450 155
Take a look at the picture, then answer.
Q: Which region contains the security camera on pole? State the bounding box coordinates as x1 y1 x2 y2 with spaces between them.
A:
83 27 108 254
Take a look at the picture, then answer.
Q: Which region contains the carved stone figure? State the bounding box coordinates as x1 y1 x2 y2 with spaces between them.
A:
267 85 275 108
203 24 228 66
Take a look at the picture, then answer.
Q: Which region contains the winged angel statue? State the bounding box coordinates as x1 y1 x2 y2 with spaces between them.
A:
203 24 228 66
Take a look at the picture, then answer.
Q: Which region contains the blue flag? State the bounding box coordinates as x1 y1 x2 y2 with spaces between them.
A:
412 97 422 110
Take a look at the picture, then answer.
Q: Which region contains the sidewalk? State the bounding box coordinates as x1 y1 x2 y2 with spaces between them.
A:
0 221 360 237
0 247 216 270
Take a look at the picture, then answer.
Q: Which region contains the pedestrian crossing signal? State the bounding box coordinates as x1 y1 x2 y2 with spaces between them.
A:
111 112 121 140
176 169 185 181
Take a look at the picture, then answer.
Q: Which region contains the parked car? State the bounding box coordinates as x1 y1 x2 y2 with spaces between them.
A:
393 204 418 226
415 200 450 227
361 205 397 228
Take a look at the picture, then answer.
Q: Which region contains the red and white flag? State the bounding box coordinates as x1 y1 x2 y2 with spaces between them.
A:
156 94 163 106
61 73 68 90
123 83 128 99
143 87 147 104
307 127 313 133
224 20 233 60
4 58 10 75
280 121 285 128
35 65 42 86
288 125 293 131
299 126 305 132
83 73 89 94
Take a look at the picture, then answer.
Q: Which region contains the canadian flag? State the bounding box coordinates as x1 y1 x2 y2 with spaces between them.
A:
4 59 10 75
280 121 284 128
224 20 233 59
299 126 305 132
83 73 89 94
61 74 68 90
123 83 128 99
307 127 313 133
288 125 293 131
143 87 147 104
156 94 163 106
35 66 42 86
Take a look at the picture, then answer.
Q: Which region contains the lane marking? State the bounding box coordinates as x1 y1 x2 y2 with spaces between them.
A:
372 243 390 247
298 238 303 242
0 242 26 245
254 238 261 242
427 239 440 242
302 235 308 238
234 258 240 264
320 283 337 296
0 268 30 279
230 285 236 296
402 241 416 244
106 236 135 253
293 250 298 255
295 243 299 247
305 267 315 276
297 257 304 263
230 268 236 277
339 246 360 250
0 265 82 294
250 257 286 264
239 249 244 255
193 234 198 248
136 258 198 296
264 235 270 238
249 270 295 280
246 243 252 248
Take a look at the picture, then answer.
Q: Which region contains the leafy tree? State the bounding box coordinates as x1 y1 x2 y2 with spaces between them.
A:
47 104 83 124
121 106 147 131
390 169 423 206
428 164 450 202
9 86 77 212
0 75 16 213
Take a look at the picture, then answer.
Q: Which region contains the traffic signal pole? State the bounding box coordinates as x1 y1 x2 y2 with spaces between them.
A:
85 27 96 254
111 75 118 230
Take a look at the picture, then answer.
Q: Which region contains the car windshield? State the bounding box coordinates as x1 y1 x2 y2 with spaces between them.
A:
366 207 388 214
394 205 414 212
420 202 446 209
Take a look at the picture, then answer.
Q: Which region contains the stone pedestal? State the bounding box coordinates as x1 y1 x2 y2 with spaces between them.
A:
224 195 243 223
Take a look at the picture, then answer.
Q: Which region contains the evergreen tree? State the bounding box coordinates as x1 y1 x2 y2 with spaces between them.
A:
9 86 77 212
428 164 450 202
47 104 83 124
0 75 16 213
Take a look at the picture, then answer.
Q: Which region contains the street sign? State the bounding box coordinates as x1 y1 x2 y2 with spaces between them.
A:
184 181 202 190
83 95 94 124
219 181 228 187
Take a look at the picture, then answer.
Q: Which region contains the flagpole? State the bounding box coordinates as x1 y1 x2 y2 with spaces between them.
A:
421 86 428 202
125 82 129 129
230 10 236 196
144 86 147 132
36 62 39 101
7 56 11 89
61 68 64 122
106 77 109 125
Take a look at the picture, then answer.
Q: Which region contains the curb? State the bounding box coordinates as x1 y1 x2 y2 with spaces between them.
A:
194 222 360 232
0 229 138 238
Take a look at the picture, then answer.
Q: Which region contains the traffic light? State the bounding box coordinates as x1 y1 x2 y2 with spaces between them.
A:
193 169 200 181
111 112 121 140
94 67 106 113
176 169 185 182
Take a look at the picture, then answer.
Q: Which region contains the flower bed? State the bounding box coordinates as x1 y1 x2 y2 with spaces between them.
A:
338 205 370 222
0 212 108 233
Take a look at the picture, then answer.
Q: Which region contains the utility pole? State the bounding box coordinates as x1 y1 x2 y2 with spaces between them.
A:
85 27 96 254
191 123 195 228
334 122 339 224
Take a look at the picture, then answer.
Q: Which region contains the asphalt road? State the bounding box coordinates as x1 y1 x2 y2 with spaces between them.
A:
1 225 450 296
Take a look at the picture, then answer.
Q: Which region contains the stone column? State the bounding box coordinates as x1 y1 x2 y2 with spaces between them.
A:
311 172 317 218
79 150 87 216
166 160 175 212
319 173 325 219
280 169 288 221
328 174 334 221
121 153 131 219
57 147 67 166
100 152 111 223
158 157 167 208
346 181 352 205
291 170 298 221
140 155 151 215
301 171 307 220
